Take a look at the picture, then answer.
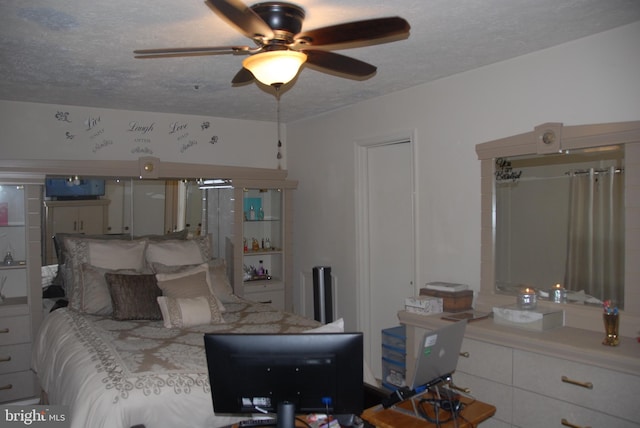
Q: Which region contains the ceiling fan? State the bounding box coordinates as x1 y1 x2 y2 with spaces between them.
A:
134 0 411 87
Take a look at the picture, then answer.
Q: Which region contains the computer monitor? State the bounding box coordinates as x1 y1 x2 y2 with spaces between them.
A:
204 332 364 428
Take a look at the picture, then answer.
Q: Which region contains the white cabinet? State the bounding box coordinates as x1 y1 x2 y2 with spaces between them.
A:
230 182 296 311
0 182 42 403
43 199 109 264
455 338 514 425
399 310 640 428
513 350 640 427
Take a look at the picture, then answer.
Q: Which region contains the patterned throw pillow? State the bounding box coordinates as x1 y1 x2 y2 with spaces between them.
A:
105 273 163 321
155 263 226 312
157 295 225 328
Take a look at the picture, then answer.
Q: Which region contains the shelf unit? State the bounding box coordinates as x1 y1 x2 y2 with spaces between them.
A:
230 180 297 311
0 180 42 403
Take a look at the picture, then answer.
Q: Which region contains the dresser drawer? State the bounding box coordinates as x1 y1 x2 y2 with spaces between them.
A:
457 338 513 385
244 284 285 310
0 343 31 375
0 370 37 403
513 387 639 428
454 371 513 425
0 315 31 346
513 349 640 423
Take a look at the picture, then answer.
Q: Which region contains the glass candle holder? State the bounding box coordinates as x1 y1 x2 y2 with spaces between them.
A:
602 313 620 346
517 288 537 310
549 284 567 303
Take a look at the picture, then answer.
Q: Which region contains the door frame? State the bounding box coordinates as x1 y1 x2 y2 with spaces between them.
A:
355 129 418 373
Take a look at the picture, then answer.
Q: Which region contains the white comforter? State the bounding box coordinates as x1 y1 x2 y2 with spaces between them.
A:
32 299 321 428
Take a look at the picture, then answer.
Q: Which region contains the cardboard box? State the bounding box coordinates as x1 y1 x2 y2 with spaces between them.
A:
492 305 564 331
419 288 473 312
405 296 443 315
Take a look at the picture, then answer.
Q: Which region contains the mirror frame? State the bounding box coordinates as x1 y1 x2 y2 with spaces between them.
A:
476 121 640 337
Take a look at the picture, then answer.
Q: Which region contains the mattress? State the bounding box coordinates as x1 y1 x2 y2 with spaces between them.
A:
32 297 321 428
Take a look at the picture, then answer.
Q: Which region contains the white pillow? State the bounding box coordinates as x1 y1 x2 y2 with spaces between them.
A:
88 239 147 271
146 240 204 266
304 318 345 333
207 259 235 302
79 263 138 315
157 295 225 328
62 236 146 311
304 318 377 386
155 263 226 312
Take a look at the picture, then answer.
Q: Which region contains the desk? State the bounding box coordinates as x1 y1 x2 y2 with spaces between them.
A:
361 394 496 428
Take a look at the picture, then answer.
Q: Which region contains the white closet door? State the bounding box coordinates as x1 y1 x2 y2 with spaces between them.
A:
365 141 415 379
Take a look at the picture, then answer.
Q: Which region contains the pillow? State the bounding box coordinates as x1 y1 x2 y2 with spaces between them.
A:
61 236 148 311
155 264 226 312
105 273 163 321
207 259 235 301
152 259 235 302
88 239 147 271
157 295 225 328
79 263 138 315
151 262 200 275
304 318 345 333
51 232 130 291
304 319 377 386
146 240 205 266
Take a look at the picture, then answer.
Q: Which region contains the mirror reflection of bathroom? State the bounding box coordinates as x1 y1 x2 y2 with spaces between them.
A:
494 146 624 308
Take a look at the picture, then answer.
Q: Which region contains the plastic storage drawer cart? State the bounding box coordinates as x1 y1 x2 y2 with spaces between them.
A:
381 325 406 391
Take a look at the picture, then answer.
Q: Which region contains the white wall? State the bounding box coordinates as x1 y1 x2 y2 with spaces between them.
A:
0 101 281 169
286 21 640 331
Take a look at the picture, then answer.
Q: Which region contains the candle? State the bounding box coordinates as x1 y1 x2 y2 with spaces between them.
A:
550 283 566 303
517 287 537 310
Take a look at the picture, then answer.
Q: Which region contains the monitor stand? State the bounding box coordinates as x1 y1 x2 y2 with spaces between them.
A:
276 401 296 428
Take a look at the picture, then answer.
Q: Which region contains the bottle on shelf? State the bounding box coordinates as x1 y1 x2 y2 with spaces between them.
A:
257 260 265 276
248 205 256 221
258 207 265 220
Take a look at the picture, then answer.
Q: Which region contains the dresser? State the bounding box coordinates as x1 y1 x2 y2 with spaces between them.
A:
0 181 42 403
398 310 640 428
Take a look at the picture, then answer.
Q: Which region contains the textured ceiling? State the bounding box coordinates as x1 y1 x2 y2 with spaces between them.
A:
1 0 639 123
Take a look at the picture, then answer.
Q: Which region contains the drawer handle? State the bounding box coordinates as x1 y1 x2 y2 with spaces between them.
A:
561 375 593 389
0 328 9 334
0 356 11 362
0 384 12 391
448 382 471 394
259 300 273 304
459 351 469 358
561 418 591 428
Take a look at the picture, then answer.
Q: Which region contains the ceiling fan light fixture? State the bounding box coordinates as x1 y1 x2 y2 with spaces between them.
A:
242 50 307 86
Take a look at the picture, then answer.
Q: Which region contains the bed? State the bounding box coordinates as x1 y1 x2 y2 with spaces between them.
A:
32 233 329 428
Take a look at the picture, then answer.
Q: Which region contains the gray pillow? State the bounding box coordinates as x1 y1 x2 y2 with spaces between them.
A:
105 273 163 321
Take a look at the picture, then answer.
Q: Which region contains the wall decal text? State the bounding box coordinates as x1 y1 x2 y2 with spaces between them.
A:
128 121 155 134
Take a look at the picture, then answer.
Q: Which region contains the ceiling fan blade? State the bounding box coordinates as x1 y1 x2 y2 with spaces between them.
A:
303 50 376 77
231 67 254 84
296 17 410 47
207 0 274 40
134 46 253 58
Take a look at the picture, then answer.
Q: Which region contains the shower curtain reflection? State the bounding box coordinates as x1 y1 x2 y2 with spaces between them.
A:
564 167 624 306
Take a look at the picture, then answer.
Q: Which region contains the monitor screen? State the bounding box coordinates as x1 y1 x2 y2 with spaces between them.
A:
204 332 363 426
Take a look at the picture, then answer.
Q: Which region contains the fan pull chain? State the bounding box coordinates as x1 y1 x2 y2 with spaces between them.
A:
275 85 282 169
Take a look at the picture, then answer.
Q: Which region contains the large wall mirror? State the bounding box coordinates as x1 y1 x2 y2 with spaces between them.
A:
477 121 640 335
0 157 288 268
494 147 624 307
